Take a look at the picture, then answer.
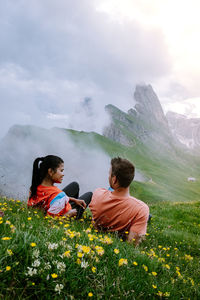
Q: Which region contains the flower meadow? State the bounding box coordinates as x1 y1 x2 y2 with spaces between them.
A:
0 197 200 299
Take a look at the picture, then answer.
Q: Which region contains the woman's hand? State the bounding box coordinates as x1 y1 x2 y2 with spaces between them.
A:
70 197 87 209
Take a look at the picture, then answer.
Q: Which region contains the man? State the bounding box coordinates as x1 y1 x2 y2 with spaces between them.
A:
89 157 149 245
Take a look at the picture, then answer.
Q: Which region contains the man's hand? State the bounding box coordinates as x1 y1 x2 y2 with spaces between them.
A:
70 197 86 209
75 199 87 209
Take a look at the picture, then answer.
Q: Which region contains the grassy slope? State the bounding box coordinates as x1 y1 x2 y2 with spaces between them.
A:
0 129 200 299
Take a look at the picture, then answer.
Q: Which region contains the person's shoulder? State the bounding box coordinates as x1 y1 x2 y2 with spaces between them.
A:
38 185 62 194
93 188 108 194
92 188 109 199
129 195 149 208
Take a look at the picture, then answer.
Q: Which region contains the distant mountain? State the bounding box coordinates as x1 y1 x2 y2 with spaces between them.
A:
103 84 200 155
103 84 182 154
166 111 200 149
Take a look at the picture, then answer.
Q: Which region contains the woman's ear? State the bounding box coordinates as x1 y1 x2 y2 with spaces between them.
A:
48 168 54 177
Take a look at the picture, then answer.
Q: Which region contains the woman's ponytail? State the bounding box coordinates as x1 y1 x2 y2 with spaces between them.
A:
30 157 44 198
29 155 64 198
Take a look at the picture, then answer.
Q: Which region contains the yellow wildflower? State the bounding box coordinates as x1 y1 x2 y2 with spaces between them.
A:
81 245 91 254
142 264 148 272
95 246 104 256
133 261 138 266
76 258 81 265
152 272 157 276
91 266 96 273
27 217 32 221
63 250 71 258
77 252 83 258
2 237 12 240
118 258 128 266
114 249 119 254
88 292 93 297
152 284 157 289
165 264 170 269
6 266 11 271
7 249 13 256
51 273 58 278
30 243 36 247
184 254 193 261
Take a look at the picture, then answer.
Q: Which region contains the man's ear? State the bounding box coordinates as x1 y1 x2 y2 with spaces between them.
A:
112 175 117 185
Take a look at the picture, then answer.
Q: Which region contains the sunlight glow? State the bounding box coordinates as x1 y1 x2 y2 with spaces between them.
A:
96 0 200 115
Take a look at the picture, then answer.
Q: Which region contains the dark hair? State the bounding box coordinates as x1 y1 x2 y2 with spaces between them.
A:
111 157 135 188
30 155 64 198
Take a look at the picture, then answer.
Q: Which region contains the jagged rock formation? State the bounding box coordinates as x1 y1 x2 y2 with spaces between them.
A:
103 84 176 150
166 111 200 149
134 85 168 127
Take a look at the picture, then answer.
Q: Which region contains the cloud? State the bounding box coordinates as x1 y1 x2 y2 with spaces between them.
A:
0 0 172 138
0 125 111 199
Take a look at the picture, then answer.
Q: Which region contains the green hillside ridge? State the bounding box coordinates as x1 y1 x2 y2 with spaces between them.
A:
64 128 200 204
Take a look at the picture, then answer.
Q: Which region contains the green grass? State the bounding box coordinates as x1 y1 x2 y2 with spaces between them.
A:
0 195 200 299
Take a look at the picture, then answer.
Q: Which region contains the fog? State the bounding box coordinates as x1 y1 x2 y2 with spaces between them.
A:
0 126 109 199
0 125 145 200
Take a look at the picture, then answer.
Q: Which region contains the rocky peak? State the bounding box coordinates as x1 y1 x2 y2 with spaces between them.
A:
166 111 200 149
133 84 168 128
103 85 175 148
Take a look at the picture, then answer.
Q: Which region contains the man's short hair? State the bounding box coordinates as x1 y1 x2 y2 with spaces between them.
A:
111 157 135 188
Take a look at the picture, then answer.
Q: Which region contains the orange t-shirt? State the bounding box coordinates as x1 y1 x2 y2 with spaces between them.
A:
89 188 149 235
28 185 72 216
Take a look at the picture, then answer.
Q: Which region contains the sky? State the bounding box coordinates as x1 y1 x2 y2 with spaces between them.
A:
1 0 200 139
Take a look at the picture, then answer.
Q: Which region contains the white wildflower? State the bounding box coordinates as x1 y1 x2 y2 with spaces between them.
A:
26 267 37 276
44 262 51 270
32 249 40 258
32 259 41 267
46 274 50 280
59 241 66 246
55 283 64 294
57 262 66 273
48 243 58 250
81 260 89 269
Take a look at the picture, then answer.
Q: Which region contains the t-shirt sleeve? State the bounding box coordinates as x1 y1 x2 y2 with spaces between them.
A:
47 191 71 216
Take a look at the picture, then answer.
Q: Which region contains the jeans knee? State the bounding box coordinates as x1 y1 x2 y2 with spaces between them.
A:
71 181 79 192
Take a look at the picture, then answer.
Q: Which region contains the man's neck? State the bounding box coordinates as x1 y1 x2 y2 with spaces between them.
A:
111 187 130 197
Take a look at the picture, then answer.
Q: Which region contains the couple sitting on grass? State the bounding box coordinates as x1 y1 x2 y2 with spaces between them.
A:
28 155 149 245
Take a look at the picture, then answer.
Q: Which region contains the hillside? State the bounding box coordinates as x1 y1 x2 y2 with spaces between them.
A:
0 84 200 299
0 190 200 299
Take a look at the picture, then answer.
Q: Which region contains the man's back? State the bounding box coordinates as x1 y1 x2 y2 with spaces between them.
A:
89 188 149 235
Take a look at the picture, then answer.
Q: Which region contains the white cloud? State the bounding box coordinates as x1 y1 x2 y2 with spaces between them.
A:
1 0 200 140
